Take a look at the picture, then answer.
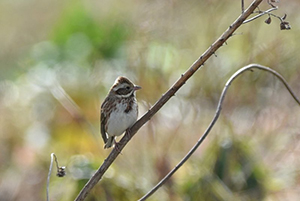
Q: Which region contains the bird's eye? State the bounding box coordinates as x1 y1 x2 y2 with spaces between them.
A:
126 86 130 90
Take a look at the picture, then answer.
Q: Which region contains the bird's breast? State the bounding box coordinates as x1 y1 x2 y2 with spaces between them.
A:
106 99 138 137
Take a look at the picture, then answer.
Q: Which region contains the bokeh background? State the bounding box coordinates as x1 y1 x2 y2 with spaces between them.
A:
0 0 300 200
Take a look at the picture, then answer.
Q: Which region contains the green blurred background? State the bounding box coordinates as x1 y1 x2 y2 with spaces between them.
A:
0 0 300 200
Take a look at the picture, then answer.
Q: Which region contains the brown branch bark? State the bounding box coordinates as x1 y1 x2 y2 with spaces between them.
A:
74 0 264 200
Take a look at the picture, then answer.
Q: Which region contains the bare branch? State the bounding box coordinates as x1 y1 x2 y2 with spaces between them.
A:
243 7 278 24
241 0 245 13
243 4 291 30
74 1 264 200
139 64 300 200
47 153 66 201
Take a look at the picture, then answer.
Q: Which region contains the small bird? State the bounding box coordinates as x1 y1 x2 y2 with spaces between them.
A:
100 76 141 149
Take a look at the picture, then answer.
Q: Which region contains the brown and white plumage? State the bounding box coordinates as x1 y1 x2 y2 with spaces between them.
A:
101 76 141 149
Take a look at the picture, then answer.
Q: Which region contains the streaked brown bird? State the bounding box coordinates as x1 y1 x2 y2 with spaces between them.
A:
100 76 141 149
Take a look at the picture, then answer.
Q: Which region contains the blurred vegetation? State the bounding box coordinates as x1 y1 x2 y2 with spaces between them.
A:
0 0 300 200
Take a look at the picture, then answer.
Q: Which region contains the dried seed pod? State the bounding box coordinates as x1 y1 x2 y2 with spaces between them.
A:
265 17 272 24
57 166 66 177
280 21 291 30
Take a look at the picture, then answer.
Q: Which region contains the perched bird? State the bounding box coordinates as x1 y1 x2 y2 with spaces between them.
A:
100 76 141 149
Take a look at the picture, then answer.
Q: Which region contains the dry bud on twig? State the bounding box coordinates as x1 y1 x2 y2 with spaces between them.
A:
265 17 272 24
280 21 291 30
47 153 66 201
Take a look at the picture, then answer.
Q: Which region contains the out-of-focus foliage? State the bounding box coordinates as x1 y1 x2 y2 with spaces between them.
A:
51 1 131 61
0 0 300 200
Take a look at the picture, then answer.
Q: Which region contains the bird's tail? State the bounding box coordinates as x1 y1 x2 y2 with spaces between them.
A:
104 136 114 149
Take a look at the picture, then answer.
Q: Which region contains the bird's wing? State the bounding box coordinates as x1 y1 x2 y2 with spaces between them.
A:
100 102 108 144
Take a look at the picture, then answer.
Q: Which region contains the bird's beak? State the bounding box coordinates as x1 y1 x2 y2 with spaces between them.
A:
134 85 142 91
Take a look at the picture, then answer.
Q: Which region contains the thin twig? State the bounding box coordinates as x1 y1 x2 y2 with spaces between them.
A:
47 153 66 201
138 64 300 200
47 153 57 201
74 1 264 200
243 7 277 24
241 0 244 13
47 154 54 201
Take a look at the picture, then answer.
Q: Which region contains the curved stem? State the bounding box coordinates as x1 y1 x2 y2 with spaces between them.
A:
138 64 300 200
47 153 55 201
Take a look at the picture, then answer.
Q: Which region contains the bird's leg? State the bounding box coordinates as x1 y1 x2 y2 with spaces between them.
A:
113 139 123 154
113 128 133 153
125 128 132 141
